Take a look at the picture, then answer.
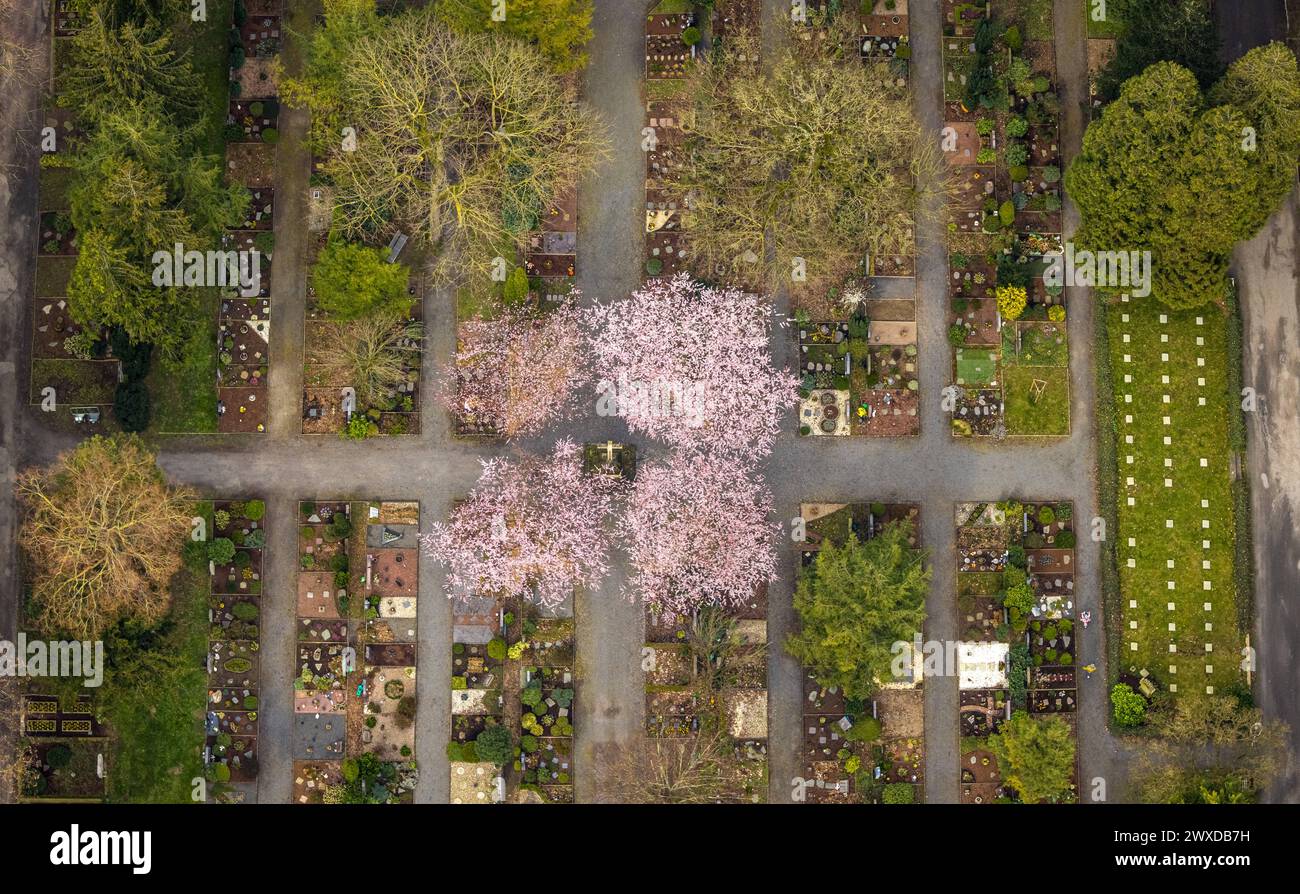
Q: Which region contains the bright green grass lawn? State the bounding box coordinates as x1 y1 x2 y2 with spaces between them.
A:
1107 300 1241 695
1004 365 1070 435
104 504 212 802
1007 321 1069 367
956 348 997 385
1084 0 1125 38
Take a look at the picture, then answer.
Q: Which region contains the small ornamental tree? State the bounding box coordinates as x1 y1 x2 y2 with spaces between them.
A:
996 284 1027 321
1111 683 1148 728
422 439 615 608
590 274 799 461
311 240 412 321
619 449 779 613
988 710 1076 803
444 297 589 439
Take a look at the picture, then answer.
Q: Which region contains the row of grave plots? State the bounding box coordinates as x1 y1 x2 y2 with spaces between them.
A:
941 0 1071 439
292 500 421 804
29 12 112 429
644 592 769 803
642 1 704 280
301 233 426 436
797 501 925 803
1107 299 1242 698
954 499 1080 804
449 594 576 804
217 1 286 432
206 499 268 801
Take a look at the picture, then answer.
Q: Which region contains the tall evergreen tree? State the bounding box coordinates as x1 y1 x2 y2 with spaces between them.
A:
786 520 929 700
61 12 201 126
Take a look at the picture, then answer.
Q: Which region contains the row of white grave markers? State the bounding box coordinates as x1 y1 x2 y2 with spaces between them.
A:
1117 301 1216 694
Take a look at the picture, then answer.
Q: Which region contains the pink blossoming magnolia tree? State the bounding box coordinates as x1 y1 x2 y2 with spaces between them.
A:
443 297 589 439
589 274 798 460
422 439 615 608
618 449 779 612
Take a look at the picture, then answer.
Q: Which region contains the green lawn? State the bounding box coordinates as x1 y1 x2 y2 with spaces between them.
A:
1106 300 1241 695
956 347 997 385
1084 0 1125 38
1004 365 1069 435
1006 321 1069 367
103 506 212 803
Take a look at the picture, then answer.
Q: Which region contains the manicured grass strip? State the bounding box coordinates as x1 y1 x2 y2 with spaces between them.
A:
1107 300 1241 694
1004 365 1069 435
956 348 996 385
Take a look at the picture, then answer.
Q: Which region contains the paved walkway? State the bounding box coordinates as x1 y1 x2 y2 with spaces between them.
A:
1237 187 1300 803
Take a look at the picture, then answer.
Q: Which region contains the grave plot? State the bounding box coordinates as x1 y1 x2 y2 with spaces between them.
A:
448 589 576 804
643 597 769 803
293 499 419 804
353 500 421 796
1107 299 1243 699
710 0 761 57
29 78 117 427
797 315 920 438
19 738 108 802
231 6 283 101
302 238 425 436
215 3 281 433
582 440 638 480
955 499 1080 802
645 7 697 80
205 499 267 801
20 692 105 740
526 184 578 281
858 0 912 71
796 502 924 804
226 97 280 145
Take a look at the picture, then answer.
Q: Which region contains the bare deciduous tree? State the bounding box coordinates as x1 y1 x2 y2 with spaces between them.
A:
17 435 194 640
602 732 731 804
673 17 951 294
291 8 606 283
313 315 423 408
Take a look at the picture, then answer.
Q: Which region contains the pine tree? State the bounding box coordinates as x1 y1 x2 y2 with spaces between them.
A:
61 12 201 125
